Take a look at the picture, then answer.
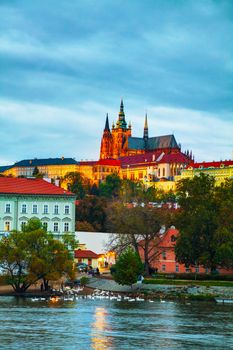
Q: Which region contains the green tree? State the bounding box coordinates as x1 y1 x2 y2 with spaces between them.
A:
99 173 122 199
120 179 145 203
32 166 44 178
0 218 74 293
113 248 143 286
62 172 90 199
175 175 233 271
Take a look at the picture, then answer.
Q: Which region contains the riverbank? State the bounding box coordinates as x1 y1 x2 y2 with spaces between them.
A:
86 277 233 302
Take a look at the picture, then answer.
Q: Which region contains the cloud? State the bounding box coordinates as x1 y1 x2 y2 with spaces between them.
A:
0 0 232 165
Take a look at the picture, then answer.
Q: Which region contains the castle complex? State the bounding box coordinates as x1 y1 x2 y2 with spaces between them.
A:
100 99 181 159
0 100 232 190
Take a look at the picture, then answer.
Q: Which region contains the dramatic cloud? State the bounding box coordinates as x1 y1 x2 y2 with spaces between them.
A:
0 0 232 164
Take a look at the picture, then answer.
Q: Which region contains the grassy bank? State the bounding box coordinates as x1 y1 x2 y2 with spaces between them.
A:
143 278 233 287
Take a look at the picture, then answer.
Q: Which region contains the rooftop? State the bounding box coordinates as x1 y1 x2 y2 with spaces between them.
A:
74 249 99 259
0 177 75 196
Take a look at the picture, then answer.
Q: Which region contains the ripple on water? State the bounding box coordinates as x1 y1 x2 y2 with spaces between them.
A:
0 297 232 350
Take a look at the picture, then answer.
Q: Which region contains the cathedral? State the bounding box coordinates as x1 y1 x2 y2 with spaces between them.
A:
100 100 181 159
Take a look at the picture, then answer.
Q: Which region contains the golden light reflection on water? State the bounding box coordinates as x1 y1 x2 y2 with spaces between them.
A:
91 307 113 350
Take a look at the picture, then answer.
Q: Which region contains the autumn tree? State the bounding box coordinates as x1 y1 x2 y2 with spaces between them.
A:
106 203 173 275
76 196 107 231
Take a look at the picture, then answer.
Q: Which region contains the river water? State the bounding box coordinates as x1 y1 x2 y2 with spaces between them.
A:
0 297 232 349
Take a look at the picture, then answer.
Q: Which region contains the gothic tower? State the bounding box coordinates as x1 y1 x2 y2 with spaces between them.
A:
143 113 149 150
111 99 131 158
100 113 113 159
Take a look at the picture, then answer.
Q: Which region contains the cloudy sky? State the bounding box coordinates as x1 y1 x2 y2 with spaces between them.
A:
0 0 232 165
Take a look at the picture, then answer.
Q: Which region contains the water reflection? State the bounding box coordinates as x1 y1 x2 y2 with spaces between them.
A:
91 307 112 350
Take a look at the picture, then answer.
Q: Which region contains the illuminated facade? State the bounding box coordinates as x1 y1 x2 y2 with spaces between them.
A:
100 100 182 159
175 160 233 185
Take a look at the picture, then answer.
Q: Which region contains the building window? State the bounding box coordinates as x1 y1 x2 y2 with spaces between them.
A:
21 222 26 231
175 264 179 272
5 204 11 213
205 268 209 274
64 205 70 214
162 251 166 259
32 204 38 214
43 205 48 214
21 204 27 214
185 267 190 273
195 266 199 273
43 222 48 232
64 222 69 232
4 221 10 231
162 264 166 272
158 169 160 177
54 222 59 232
54 205 59 215
163 168 165 177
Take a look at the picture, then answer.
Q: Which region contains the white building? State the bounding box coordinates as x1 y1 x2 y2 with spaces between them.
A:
0 177 76 239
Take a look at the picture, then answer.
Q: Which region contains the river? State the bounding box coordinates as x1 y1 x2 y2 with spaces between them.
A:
0 297 232 349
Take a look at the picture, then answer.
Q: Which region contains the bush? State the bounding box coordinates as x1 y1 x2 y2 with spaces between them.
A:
80 276 89 286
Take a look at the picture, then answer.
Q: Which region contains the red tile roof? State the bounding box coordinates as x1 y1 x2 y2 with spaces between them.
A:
0 177 74 196
74 249 99 259
120 151 163 168
157 153 191 164
96 158 121 166
188 160 233 169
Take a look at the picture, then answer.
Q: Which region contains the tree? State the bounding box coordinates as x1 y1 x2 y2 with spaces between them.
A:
112 248 143 286
175 175 233 271
99 173 122 199
32 166 44 178
76 196 107 231
0 218 74 293
120 179 145 203
106 203 173 275
62 172 90 199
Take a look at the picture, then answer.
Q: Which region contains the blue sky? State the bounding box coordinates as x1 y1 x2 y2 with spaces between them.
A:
0 0 232 165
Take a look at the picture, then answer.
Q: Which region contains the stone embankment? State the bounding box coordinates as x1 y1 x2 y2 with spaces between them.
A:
86 277 233 300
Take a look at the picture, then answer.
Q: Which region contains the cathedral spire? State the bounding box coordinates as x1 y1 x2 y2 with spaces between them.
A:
143 113 148 140
116 99 127 129
104 113 110 132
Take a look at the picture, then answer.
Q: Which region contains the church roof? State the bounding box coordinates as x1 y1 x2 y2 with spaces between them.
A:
147 135 179 150
128 137 145 150
128 134 179 151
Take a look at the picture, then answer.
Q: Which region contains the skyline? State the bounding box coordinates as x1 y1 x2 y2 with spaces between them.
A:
1 0 233 165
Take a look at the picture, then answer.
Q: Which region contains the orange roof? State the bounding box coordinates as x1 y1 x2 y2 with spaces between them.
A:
74 249 99 259
0 177 74 196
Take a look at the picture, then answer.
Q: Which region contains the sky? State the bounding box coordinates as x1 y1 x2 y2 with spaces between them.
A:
0 0 232 165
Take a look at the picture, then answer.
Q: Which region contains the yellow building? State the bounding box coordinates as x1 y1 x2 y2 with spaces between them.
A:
175 160 233 186
0 157 79 179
